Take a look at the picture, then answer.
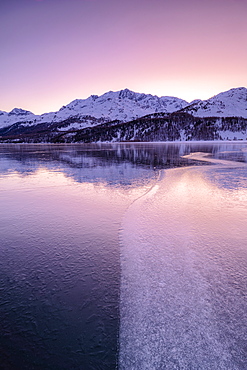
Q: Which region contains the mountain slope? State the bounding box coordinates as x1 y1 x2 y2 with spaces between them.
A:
182 87 247 118
0 108 38 129
1 87 247 142
0 89 188 130
54 113 247 143
58 89 189 123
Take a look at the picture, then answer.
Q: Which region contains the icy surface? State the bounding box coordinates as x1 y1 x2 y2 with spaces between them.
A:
1 143 247 368
0 143 159 369
0 171 126 369
119 149 247 369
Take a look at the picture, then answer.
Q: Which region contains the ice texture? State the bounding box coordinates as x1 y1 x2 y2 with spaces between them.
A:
119 155 247 369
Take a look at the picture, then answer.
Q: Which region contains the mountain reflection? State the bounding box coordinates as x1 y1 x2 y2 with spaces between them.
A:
0 143 247 186
1 142 247 369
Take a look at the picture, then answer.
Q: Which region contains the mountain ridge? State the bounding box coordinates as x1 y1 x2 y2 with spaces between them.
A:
0 88 189 130
1 87 246 132
181 87 247 118
1 87 247 143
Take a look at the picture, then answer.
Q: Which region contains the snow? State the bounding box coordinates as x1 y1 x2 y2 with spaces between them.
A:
0 110 38 129
1 87 246 132
0 89 188 130
55 89 189 123
219 130 247 141
183 87 247 118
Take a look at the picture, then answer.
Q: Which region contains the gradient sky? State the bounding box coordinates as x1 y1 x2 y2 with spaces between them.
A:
1 0 247 114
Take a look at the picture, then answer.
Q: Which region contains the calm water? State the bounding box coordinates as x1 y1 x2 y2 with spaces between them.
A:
0 143 246 369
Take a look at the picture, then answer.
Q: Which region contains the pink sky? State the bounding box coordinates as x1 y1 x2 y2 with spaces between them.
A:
1 0 247 114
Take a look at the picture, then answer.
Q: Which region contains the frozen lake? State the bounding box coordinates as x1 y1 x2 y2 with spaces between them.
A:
0 143 246 369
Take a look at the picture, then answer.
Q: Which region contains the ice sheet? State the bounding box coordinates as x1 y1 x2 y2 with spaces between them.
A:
119 157 247 369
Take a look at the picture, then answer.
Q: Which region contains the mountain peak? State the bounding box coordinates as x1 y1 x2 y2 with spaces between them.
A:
8 108 33 116
182 87 247 118
90 94 99 101
118 88 136 99
1 87 247 132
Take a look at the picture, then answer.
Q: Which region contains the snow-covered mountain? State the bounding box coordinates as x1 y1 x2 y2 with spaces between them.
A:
58 89 188 123
0 108 38 129
1 87 247 134
0 89 188 130
182 87 247 118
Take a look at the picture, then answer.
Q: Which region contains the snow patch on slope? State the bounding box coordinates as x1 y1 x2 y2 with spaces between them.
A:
0 89 188 130
0 109 38 129
183 87 247 118
56 89 189 123
1 87 247 132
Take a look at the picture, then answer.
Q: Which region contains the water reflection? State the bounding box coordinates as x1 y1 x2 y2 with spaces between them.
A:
1 142 247 175
0 142 247 369
0 142 226 184
0 143 246 186
0 144 163 369
0 172 127 369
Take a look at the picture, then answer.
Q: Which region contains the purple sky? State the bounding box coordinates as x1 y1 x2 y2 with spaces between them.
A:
1 0 247 114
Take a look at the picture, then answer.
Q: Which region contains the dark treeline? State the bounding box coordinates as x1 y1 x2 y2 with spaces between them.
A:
1 112 247 143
